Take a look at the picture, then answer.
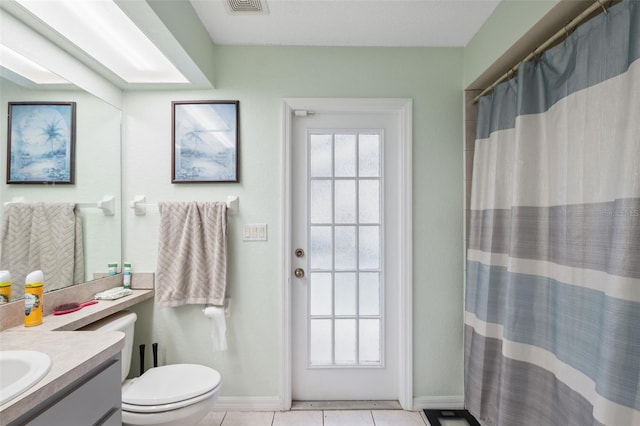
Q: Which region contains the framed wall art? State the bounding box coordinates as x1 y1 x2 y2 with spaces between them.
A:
172 100 239 183
7 102 76 184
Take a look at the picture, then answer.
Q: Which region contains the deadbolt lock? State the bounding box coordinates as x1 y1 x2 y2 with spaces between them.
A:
295 248 305 258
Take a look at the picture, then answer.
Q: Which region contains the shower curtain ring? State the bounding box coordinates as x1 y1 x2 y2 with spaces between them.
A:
506 69 514 80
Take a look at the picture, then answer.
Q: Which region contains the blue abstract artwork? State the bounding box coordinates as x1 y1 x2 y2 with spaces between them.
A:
8 102 75 184
172 101 239 183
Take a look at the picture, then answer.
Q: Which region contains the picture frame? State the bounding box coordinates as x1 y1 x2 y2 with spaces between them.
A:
7 102 76 184
172 100 239 183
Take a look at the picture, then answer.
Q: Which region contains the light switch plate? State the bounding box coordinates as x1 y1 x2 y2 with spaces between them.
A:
243 223 268 241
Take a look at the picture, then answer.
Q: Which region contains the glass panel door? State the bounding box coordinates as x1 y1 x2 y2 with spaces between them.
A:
291 106 403 402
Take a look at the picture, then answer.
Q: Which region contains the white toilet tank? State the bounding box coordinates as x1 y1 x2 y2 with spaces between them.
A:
81 310 137 382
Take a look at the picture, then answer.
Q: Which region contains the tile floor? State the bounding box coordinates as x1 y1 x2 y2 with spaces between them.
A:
197 409 431 425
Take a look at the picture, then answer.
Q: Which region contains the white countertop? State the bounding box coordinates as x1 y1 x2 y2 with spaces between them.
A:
5 289 154 332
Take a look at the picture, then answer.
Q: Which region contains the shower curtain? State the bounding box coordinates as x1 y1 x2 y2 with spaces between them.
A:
465 1 640 425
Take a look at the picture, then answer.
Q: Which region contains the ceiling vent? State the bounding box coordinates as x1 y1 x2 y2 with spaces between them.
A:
226 0 269 14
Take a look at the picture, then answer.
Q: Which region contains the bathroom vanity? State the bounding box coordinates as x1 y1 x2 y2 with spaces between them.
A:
1 331 123 425
0 277 153 425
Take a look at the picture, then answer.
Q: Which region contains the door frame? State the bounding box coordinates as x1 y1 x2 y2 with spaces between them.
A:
281 98 413 410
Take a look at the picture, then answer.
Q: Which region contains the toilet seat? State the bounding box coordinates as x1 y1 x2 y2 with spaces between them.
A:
122 364 221 413
123 387 219 414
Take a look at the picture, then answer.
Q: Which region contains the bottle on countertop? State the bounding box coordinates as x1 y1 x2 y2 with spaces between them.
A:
0 270 11 304
108 262 118 276
25 270 44 327
123 262 132 289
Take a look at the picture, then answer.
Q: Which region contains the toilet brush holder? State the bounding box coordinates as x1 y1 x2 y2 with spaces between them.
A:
139 344 145 376
152 342 158 368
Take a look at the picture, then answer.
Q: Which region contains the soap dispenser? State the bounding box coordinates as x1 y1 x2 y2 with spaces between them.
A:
24 270 44 326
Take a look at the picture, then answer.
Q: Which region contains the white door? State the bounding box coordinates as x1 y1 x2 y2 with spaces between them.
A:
291 109 403 401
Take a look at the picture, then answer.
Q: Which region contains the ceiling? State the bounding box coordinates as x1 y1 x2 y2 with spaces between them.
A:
190 0 501 47
0 0 502 97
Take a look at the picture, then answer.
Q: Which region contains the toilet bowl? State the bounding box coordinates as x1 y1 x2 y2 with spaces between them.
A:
81 311 222 426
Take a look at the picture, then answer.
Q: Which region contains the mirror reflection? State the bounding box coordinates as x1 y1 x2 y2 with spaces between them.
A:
0 74 122 302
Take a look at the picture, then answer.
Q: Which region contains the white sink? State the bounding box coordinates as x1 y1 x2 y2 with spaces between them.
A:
0 350 52 405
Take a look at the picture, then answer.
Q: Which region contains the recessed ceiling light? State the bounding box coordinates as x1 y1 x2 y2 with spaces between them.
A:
15 0 188 84
0 45 68 84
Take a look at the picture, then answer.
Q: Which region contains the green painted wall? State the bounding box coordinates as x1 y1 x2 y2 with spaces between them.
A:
123 46 466 400
464 0 560 88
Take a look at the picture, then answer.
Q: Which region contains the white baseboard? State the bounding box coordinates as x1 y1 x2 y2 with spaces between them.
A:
413 395 464 410
212 395 463 412
213 396 282 411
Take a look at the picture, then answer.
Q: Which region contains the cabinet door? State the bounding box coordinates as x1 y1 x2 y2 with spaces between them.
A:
25 358 121 426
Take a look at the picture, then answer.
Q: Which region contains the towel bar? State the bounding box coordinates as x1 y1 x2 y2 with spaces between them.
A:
129 195 239 216
4 195 115 216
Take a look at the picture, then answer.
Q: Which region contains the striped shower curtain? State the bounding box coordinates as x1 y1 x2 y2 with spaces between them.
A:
465 1 640 425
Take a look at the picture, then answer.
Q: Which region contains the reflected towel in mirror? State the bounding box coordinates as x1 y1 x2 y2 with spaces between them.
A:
1 203 84 297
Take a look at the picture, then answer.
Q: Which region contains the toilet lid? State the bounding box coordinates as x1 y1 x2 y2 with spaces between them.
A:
122 364 221 406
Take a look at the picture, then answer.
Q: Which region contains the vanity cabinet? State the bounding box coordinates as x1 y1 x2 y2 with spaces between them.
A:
10 355 121 426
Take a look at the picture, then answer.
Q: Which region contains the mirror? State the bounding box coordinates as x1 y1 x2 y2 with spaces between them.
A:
0 75 122 301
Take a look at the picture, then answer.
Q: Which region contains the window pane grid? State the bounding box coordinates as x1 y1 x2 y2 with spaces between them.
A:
307 130 382 368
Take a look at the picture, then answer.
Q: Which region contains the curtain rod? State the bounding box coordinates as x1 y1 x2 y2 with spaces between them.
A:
473 0 611 104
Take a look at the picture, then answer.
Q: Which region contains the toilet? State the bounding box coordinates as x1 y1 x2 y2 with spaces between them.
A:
82 311 222 426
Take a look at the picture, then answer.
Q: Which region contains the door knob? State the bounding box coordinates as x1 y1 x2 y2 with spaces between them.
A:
294 268 305 279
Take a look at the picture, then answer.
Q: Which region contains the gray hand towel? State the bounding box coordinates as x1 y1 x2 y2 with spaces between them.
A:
155 201 227 307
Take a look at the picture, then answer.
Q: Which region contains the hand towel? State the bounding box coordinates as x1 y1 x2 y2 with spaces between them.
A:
1 202 85 298
155 201 227 307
